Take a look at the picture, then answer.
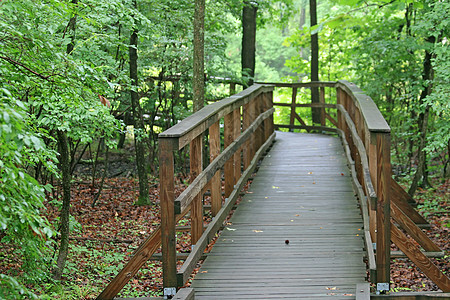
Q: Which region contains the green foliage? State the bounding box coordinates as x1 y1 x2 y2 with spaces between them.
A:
285 0 449 180
0 90 56 299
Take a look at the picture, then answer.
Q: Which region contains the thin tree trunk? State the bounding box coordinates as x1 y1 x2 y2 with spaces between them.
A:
309 0 320 124
299 0 307 59
92 146 109 208
193 0 205 113
129 0 150 205
242 0 257 87
53 0 77 280
408 36 435 196
53 130 71 280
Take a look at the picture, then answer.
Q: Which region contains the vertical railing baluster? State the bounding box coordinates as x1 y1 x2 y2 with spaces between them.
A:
190 135 203 245
209 121 221 217
376 132 391 287
289 87 297 132
224 111 234 198
160 139 177 295
243 102 251 170
320 87 326 126
233 108 241 182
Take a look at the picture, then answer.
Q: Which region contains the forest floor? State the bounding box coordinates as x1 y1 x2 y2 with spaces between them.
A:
1 146 448 299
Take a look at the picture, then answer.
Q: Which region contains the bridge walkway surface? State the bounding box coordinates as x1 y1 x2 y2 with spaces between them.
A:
191 131 367 299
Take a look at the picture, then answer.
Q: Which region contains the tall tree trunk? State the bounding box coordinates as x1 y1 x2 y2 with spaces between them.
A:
309 0 320 124
53 131 71 280
53 0 77 279
193 0 205 113
130 0 150 205
242 0 257 87
408 36 435 196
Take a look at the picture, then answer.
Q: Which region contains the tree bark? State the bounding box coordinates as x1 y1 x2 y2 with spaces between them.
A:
242 0 257 87
53 130 71 280
408 36 435 196
129 0 150 205
193 0 205 113
309 0 320 123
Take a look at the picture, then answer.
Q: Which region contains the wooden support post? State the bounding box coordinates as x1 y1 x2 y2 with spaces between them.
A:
376 133 391 286
249 99 256 162
190 135 203 245
256 95 264 149
336 88 345 131
319 87 326 126
263 92 272 141
224 111 234 198
368 133 378 242
289 87 298 132
233 108 241 185
243 102 251 170
160 139 177 292
209 121 221 217
268 91 274 135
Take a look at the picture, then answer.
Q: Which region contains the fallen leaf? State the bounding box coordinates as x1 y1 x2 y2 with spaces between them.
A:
226 228 237 231
272 186 279 189
252 230 263 233
308 172 313 175
201 271 208 273
326 287 337 290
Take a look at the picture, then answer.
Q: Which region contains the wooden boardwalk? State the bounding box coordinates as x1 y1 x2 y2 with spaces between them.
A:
191 131 367 299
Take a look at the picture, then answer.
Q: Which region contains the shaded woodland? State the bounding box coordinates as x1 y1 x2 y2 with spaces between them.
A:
0 0 448 298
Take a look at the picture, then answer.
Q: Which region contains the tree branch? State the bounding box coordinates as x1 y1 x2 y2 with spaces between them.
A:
0 55 55 82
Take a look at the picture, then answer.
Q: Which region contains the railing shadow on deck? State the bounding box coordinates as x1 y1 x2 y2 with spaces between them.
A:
97 81 449 300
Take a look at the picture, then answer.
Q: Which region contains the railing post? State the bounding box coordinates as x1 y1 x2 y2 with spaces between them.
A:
336 87 345 131
376 132 391 288
243 102 251 170
319 87 326 126
368 134 378 244
289 87 298 132
190 135 203 245
268 91 274 135
224 111 234 198
256 95 264 148
209 121 221 216
233 108 241 183
160 139 177 296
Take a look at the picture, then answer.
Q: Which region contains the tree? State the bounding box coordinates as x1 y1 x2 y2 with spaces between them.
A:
193 0 206 112
242 0 258 86
129 0 150 206
52 0 77 281
309 0 320 123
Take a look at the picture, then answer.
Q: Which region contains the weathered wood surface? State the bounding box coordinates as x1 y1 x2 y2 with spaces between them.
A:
191 132 367 299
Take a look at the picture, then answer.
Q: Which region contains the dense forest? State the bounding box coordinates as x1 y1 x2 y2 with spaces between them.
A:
0 0 448 298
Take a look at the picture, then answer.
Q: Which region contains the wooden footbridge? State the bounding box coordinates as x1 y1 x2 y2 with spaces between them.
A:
98 82 450 299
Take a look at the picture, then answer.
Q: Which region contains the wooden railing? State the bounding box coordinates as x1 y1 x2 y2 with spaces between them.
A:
254 80 448 293
158 84 275 298
98 80 449 300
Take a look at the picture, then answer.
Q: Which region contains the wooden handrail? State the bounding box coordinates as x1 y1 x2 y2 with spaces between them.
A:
159 83 273 150
335 80 390 133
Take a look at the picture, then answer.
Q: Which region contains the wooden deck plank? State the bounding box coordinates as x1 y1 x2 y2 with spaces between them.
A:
191 132 367 299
